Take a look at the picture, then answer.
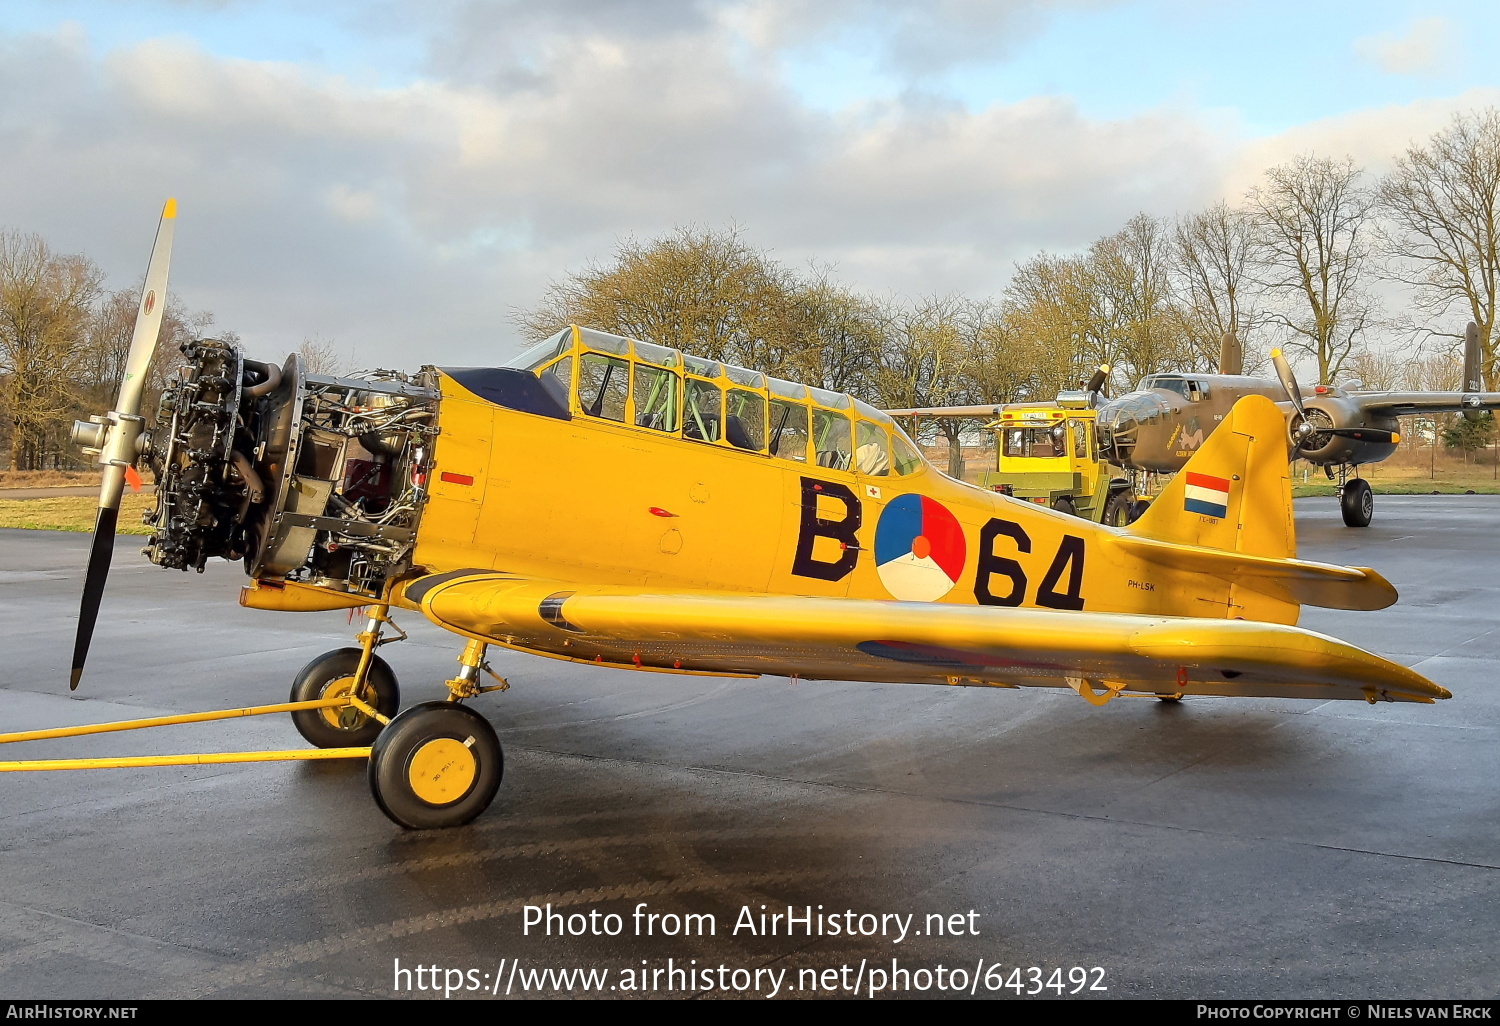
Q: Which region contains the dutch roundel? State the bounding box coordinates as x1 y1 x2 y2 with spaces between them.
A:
874 494 967 601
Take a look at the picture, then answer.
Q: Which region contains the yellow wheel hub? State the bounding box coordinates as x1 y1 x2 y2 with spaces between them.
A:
318 677 370 730
407 737 477 805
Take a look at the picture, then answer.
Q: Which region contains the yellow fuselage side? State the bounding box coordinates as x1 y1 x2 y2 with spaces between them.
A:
410 371 1283 625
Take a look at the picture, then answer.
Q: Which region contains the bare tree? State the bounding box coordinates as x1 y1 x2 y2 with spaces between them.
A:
1249 154 1378 384
1002 252 1099 384
0 232 103 469
873 295 987 478
1379 108 1500 387
1089 213 1187 386
1174 201 1261 369
297 335 349 375
518 224 801 371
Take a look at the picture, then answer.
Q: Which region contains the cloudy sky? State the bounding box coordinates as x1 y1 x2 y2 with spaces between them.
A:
1 0 1497 366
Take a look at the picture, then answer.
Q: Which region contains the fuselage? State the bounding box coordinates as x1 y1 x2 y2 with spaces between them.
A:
1097 373 1400 473
410 327 1295 625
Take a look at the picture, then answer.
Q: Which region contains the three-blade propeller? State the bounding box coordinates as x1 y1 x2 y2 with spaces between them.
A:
1270 347 1399 450
69 199 177 690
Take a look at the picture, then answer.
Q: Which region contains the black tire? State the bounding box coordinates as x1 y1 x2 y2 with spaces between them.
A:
1102 490 1133 527
369 702 503 829
289 648 400 748
1157 694 1183 703
1052 496 1076 517
1128 498 1152 524
1340 477 1373 527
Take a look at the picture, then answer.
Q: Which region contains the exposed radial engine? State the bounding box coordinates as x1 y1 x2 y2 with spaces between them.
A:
141 338 440 596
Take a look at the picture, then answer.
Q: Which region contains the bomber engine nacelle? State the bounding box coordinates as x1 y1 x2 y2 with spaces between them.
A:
140 338 440 599
1294 394 1401 467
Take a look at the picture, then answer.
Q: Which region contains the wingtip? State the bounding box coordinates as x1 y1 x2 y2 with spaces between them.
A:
163 197 177 220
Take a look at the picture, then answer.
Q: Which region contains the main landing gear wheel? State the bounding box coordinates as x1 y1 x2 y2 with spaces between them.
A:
1102 490 1133 527
1341 477 1373 528
289 648 400 748
368 702 503 829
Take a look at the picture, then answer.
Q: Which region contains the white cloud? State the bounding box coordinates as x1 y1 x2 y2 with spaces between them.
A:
0 9 1491 374
1354 16 1457 77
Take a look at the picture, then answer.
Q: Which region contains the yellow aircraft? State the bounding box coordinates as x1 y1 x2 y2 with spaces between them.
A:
13 201 1448 829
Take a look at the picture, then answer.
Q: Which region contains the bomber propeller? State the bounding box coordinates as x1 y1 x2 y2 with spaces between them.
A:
1270 347 1399 450
68 199 177 689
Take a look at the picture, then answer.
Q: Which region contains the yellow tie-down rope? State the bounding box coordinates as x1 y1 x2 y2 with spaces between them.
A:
0 696 383 772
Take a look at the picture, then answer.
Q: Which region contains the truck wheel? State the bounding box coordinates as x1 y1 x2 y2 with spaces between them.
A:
1052 496 1076 516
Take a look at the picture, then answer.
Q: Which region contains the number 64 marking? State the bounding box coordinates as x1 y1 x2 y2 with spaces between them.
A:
973 518 1085 610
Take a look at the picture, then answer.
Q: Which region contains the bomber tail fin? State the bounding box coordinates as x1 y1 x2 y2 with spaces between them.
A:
1120 394 1396 616
1464 321 1483 419
1217 330 1243 376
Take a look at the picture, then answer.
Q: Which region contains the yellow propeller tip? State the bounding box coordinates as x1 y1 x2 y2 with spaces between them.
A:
163 197 177 219
1393 433 1401 443
1271 348 1282 358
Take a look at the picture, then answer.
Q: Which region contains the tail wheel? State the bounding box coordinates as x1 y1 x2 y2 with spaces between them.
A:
289 647 400 748
1340 478 1373 528
369 702 503 829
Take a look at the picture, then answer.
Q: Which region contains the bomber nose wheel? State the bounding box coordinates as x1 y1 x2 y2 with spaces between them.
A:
1340 477 1373 527
1102 490 1133 527
289 648 401 748
368 702 504 829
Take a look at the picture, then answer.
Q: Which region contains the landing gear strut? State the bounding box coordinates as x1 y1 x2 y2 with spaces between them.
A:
367 638 511 829
290 603 405 748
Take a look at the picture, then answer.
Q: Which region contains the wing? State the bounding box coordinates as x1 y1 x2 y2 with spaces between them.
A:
398 571 1448 704
1352 391 1500 417
882 405 1002 418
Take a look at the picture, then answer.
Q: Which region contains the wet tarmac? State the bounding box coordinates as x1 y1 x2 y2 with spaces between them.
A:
0 495 1496 1000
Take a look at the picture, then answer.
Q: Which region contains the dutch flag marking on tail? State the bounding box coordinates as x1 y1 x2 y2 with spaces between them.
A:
1184 472 1231 518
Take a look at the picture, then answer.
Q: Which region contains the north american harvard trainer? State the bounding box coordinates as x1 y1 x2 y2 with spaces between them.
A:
5 201 1448 830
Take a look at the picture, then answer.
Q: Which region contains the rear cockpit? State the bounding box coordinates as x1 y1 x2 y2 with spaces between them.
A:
459 325 929 478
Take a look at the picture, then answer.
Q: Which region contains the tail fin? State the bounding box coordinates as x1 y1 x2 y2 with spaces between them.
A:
1218 330 1243 376
1464 321 1483 419
1129 393 1294 559
1120 394 1396 616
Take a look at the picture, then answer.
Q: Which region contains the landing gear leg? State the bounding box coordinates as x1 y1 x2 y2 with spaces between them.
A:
289 599 405 748
367 638 509 829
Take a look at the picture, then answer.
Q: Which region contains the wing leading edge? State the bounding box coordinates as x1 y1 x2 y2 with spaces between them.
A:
399 572 1448 704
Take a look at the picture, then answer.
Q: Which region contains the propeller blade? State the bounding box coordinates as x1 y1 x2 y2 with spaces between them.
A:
1085 364 1110 395
1270 348 1314 449
71 198 177 689
70 507 119 690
